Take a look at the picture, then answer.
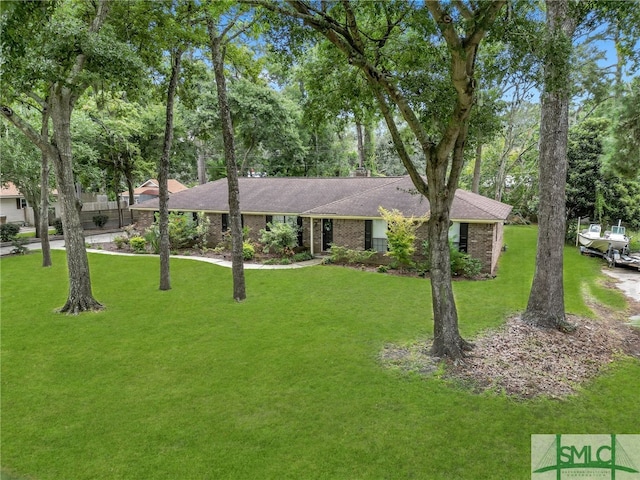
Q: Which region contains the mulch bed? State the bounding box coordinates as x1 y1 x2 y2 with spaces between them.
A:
380 304 640 399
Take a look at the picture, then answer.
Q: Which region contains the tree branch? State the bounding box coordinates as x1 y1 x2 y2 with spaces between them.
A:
65 0 111 96
453 0 473 21
371 86 428 197
464 1 506 47
426 1 462 50
341 1 365 54
0 106 55 156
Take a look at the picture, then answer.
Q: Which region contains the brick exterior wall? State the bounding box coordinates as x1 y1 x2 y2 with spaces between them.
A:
206 213 311 249
491 221 505 275
327 219 503 274
243 215 267 243
466 222 504 275
333 219 365 249
132 207 505 275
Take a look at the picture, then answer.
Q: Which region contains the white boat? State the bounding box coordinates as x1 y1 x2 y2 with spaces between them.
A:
578 222 629 253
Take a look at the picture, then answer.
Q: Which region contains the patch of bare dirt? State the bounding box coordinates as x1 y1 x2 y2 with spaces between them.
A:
381 308 640 399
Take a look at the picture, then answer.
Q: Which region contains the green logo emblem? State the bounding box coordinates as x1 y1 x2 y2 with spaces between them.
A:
532 434 640 479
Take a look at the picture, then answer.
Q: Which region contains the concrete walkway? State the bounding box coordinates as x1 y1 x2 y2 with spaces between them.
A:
1 231 324 269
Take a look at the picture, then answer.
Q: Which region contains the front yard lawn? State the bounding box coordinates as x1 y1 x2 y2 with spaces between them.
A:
1 226 638 479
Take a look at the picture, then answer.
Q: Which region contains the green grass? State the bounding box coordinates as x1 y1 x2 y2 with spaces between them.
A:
1 226 638 480
14 229 57 240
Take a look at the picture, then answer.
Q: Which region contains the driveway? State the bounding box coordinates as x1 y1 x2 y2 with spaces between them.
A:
602 268 640 303
0 231 121 256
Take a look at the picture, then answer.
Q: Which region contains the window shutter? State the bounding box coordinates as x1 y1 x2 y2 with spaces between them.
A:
365 220 372 250
222 214 228 232
297 216 303 246
459 223 468 253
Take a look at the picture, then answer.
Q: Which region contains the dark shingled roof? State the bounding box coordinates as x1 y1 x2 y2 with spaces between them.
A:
131 176 512 222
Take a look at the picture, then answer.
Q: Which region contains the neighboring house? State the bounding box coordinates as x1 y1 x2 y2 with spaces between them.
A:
0 183 59 225
122 179 188 205
130 176 512 275
0 182 29 225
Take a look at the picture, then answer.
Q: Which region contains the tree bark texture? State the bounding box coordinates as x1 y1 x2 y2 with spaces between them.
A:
50 88 103 313
158 47 184 291
126 174 136 222
522 0 576 329
209 27 246 302
196 138 208 185
40 110 52 267
356 121 364 168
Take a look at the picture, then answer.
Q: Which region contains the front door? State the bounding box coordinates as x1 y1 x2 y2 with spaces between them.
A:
322 219 333 251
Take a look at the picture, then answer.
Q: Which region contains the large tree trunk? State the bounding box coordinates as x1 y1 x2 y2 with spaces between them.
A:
427 129 474 358
356 120 365 169
209 27 246 302
522 0 576 329
196 138 208 185
50 88 102 313
125 172 135 222
158 47 183 291
364 119 375 174
39 148 52 267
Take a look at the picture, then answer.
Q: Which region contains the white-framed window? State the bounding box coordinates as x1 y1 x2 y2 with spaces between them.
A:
372 219 387 252
449 222 460 249
449 222 468 252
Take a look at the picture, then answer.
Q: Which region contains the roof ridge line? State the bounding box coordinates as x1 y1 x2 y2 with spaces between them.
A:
301 177 404 215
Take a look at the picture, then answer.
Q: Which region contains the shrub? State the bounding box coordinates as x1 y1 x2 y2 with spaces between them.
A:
113 235 128 250
242 242 255 260
259 222 299 255
328 244 377 264
378 207 424 269
167 212 198 249
450 247 467 275
377 264 389 273
450 245 483 277
92 214 109 229
423 240 483 278
129 236 147 253
53 218 64 235
10 237 28 254
144 224 160 254
194 212 211 249
293 251 314 262
463 256 483 277
629 232 640 253
1 223 20 242
565 220 583 245
145 213 199 252
415 261 430 277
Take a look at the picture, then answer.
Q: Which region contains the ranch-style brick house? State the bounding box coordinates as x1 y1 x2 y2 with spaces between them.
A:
130 176 512 275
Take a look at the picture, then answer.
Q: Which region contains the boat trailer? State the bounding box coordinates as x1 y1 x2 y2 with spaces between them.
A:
580 244 640 271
